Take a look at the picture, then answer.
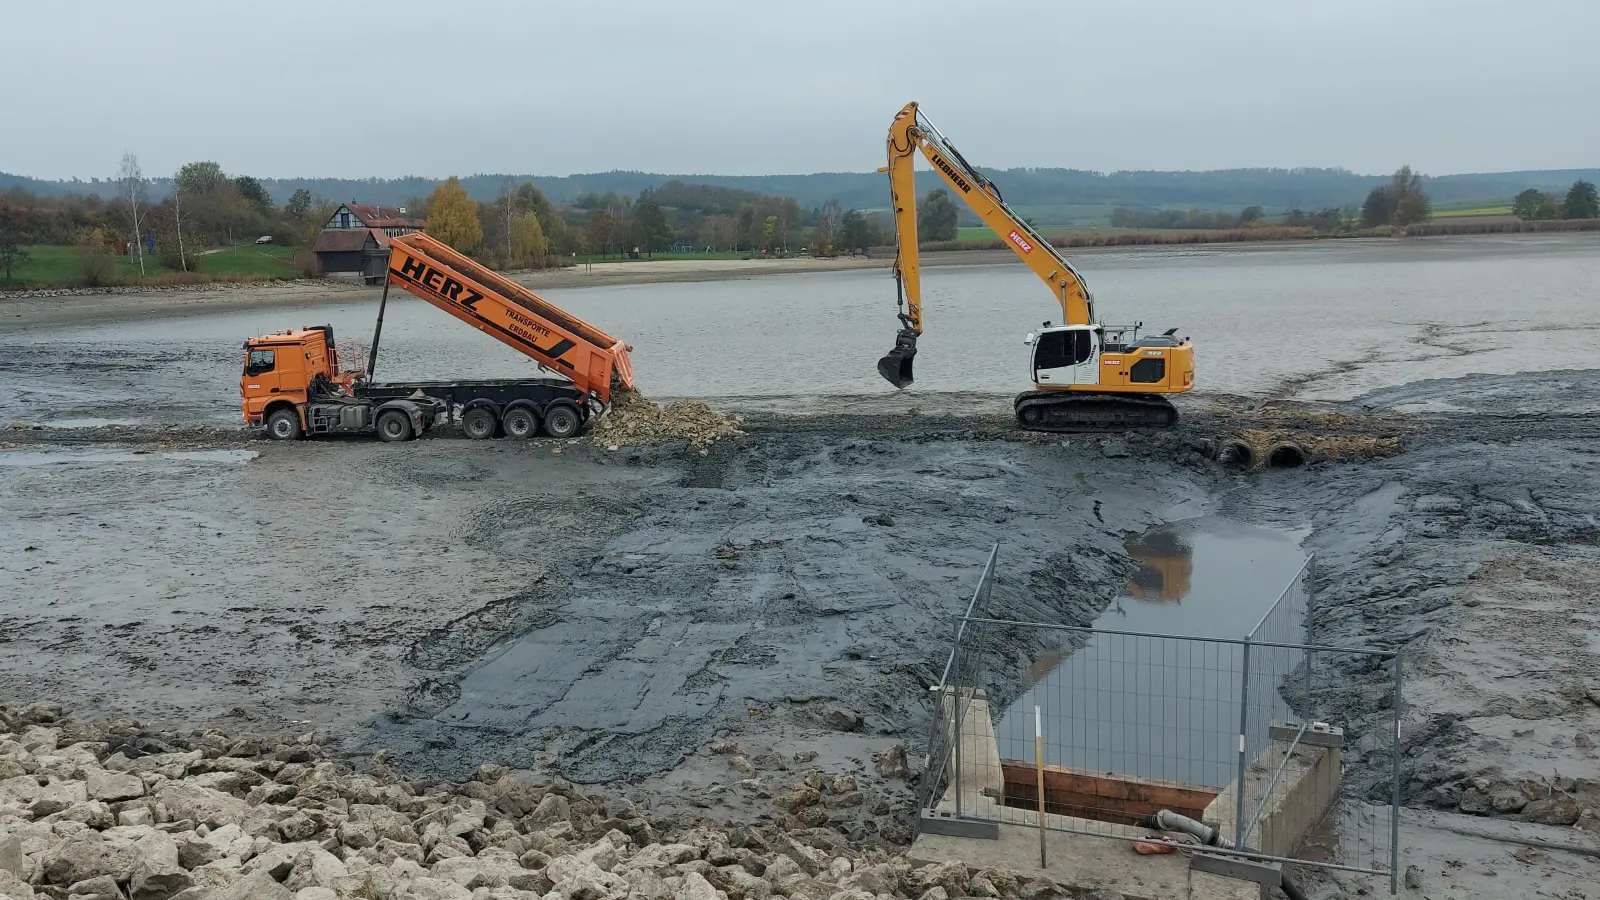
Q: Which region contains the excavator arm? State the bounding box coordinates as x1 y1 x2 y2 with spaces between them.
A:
879 101 1097 388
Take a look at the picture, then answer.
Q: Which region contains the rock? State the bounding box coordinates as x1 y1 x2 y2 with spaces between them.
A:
529 794 571 826
1490 787 1528 813
773 788 819 811
725 756 755 776
1576 733 1595 751
762 856 800 884
792 751 818 765
1457 788 1490 815
0 870 34 900
242 842 322 881
625 844 700 870
81 770 143 804
1404 865 1423 890
967 876 1000 897
283 847 348 892
822 791 863 810
398 876 473 899
1 835 27 880
66 875 122 899
31 779 89 816
825 775 856 794
295 890 338 900
215 870 294 900
246 783 297 806
1099 440 1131 459
42 833 140 885
918 889 949 900
349 804 420 845
119 806 156 827
820 708 861 732
574 840 620 872
276 811 317 842
129 857 195 900
48 800 115 829
365 838 426 866
906 861 969 898
160 782 250 828
1522 794 1581 826
1575 808 1600 832
720 867 771 900
677 871 720 900
1085 890 1123 900
337 821 377 850
862 513 895 527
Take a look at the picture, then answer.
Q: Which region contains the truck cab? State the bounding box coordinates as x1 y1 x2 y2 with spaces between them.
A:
240 326 340 435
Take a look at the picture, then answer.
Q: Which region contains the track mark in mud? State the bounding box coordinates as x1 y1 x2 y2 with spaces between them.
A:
405 587 562 671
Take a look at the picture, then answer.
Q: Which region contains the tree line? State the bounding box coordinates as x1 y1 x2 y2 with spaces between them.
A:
10 166 1600 213
1511 181 1599 221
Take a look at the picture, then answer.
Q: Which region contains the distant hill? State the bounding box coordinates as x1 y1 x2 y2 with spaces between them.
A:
6 167 1598 214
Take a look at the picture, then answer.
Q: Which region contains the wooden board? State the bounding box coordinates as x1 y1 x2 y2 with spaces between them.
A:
999 759 1217 826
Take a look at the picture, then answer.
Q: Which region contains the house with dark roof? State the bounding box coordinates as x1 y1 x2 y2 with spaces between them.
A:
313 202 425 283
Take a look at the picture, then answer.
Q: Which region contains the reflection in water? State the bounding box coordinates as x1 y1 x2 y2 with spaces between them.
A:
1123 526 1193 602
997 517 1308 787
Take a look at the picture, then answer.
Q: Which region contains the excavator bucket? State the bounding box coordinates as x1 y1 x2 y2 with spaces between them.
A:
877 329 918 389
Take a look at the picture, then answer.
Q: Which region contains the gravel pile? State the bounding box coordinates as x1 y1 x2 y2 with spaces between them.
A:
0 703 1074 900
590 392 744 449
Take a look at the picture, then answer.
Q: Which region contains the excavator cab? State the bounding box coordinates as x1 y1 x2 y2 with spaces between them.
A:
1026 324 1101 388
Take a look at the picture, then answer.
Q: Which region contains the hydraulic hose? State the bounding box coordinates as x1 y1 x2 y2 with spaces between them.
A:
1139 810 1308 900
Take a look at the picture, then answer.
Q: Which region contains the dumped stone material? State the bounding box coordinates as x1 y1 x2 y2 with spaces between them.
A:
589 390 744 449
0 705 1072 900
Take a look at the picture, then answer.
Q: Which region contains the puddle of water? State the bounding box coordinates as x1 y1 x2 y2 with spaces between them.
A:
995 516 1308 788
0 449 257 467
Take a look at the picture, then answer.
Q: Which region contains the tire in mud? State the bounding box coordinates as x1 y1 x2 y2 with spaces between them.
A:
462 407 497 440
376 409 414 443
266 408 301 441
503 407 539 439
542 404 580 439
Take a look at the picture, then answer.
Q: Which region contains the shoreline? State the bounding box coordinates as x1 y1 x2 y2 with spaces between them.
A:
2 231 1593 331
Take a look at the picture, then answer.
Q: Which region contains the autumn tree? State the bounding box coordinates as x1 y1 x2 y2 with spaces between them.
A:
234 176 271 213
426 176 483 250
1562 180 1599 219
918 188 959 241
1512 189 1546 220
0 206 28 283
117 153 148 275
175 161 227 197
631 200 672 254
1360 166 1430 227
284 189 313 218
583 209 618 257
510 212 547 260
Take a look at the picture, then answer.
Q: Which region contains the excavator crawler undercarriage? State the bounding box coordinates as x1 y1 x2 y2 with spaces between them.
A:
1013 391 1179 432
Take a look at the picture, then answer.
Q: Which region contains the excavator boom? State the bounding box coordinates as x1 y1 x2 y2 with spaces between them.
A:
879 102 1097 387
384 232 634 404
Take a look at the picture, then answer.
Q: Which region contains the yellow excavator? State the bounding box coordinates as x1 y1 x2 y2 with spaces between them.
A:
877 101 1196 431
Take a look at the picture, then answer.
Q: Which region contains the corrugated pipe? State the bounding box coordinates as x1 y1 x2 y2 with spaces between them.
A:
1137 810 1307 900
1267 441 1308 468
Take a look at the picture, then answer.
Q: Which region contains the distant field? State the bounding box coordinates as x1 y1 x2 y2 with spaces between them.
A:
1433 205 1513 219
5 243 298 285
579 250 747 264
955 225 1191 242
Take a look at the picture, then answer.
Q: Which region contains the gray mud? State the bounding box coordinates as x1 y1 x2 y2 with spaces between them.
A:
5 371 1600 894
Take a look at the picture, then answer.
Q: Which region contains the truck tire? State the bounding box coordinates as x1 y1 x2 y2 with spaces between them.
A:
376 409 414 442
542 404 580 439
266 408 301 441
503 407 539 439
462 407 497 440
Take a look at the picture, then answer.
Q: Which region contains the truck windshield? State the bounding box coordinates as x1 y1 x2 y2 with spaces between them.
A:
245 349 275 376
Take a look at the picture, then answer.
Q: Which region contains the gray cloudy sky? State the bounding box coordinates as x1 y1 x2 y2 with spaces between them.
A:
7 0 1598 180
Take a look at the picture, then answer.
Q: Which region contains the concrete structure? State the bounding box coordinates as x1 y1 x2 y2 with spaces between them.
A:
912 691 1343 899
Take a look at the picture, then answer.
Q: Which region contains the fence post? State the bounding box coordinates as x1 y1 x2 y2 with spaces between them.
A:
952 618 964 820
1234 636 1252 850
1390 647 1404 894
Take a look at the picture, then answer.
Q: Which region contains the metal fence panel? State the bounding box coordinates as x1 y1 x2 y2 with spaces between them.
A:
918 550 1401 891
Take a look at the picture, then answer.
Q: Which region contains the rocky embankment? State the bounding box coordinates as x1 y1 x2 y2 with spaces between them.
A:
0 704 1072 900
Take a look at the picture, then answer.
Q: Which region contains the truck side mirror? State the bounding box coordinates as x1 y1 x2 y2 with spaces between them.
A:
1023 332 1035 345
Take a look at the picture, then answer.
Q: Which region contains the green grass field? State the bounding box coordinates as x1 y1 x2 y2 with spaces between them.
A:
1431 205 1513 219
3 243 298 285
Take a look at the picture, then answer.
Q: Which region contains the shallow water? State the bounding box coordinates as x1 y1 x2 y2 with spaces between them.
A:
2 234 1597 425
993 516 1310 787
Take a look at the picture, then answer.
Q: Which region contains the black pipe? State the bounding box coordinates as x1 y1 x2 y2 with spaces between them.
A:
367 276 390 377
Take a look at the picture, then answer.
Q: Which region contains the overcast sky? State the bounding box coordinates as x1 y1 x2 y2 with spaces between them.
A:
7 0 1598 181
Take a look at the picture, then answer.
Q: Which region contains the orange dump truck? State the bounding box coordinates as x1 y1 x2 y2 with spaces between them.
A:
240 232 634 442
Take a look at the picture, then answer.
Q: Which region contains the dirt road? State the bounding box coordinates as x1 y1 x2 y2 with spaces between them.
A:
4 372 1600 895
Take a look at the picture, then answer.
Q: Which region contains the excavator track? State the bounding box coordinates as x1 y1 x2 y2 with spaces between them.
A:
1013 391 1178 433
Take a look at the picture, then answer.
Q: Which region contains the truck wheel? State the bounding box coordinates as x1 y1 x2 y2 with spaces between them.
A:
376 409 413 442
542 405 580 439
462 407 497 440
503 407 539 439
266 408 301 441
